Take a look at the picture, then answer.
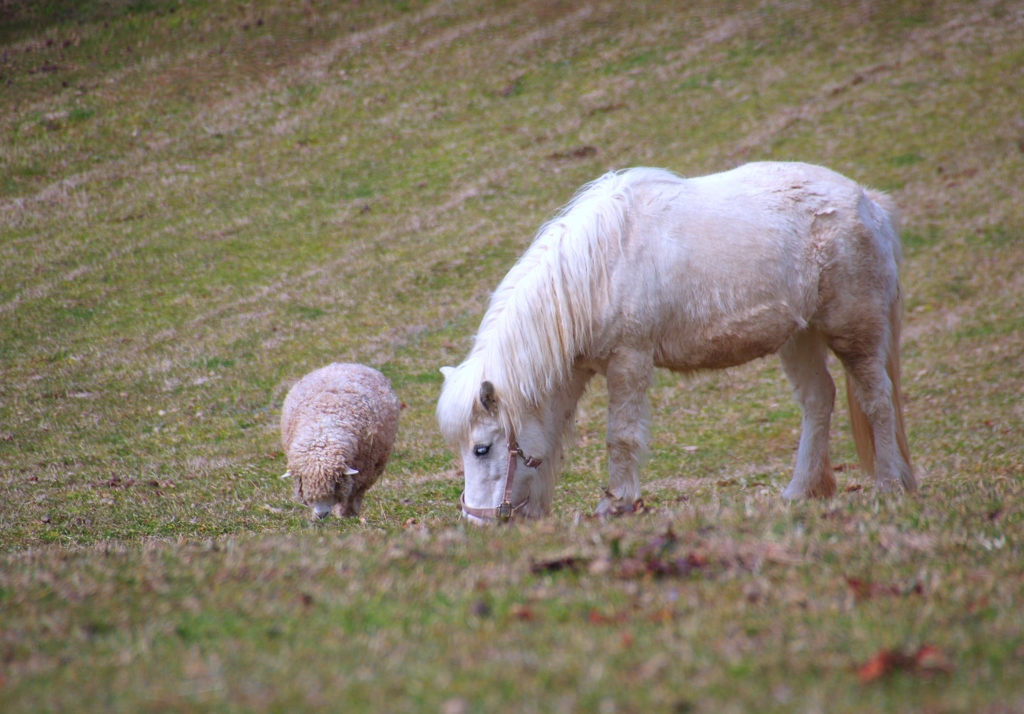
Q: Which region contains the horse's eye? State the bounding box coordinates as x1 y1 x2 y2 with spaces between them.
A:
473 444 490 457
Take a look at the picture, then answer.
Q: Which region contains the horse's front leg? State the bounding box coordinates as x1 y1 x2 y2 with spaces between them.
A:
597 348 653 514
779 329 837 499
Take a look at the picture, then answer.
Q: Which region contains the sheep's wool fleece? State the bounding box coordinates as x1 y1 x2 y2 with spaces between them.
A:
281 363 401 504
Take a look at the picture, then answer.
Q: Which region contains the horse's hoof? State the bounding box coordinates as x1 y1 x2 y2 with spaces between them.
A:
780 485 807 501
875 477 901 494
807 482 837 499
595 495 645 517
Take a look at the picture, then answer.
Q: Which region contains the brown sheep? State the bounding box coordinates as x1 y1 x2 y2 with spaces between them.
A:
281 363 400 519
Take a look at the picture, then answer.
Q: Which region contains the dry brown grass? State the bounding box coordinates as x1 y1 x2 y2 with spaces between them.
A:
1 0 1023 710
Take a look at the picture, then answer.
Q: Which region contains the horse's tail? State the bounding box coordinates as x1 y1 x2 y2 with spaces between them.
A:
845 190 915 491
845 297 914 489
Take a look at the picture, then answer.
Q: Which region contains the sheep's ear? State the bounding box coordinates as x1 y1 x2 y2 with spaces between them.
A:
479 381 497 414
440 366 455 379
344 466 359 476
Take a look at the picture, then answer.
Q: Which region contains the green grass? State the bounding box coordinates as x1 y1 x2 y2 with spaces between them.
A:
2 0 1024 711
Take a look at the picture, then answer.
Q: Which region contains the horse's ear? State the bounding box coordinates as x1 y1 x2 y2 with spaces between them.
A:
440 366 455 379
479 381 497 414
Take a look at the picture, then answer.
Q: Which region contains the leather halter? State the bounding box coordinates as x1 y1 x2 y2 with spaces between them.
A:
460 434 542 523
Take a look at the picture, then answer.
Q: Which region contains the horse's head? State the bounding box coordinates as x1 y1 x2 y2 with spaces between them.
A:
438 367 548 523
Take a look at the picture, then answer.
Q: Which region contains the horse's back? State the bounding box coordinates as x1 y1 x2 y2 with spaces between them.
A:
607 162 897 371
635 161 863 221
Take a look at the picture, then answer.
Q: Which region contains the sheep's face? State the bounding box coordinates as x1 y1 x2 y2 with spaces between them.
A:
294 466 358 520
309 497 336 520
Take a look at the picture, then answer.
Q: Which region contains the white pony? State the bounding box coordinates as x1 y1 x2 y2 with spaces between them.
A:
437 162 914 521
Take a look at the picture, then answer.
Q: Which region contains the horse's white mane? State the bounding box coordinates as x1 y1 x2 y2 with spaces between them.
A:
437 168 679 442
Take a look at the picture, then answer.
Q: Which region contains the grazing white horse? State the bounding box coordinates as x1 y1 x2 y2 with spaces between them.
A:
437 162 914 521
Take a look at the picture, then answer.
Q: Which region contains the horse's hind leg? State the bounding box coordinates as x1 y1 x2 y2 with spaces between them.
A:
779 329 837 499
597 348 653 514
834 348 914 493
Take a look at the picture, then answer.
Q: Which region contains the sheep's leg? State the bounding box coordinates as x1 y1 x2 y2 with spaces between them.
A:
340 454 392 518
596 348 652 514
337 481 371 518
779 329 837 499
325 478 353 518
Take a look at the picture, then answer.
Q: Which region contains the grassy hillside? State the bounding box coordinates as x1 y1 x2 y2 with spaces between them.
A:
1 0 1023 710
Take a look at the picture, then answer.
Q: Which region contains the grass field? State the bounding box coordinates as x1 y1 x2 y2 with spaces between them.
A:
2 0 1023 710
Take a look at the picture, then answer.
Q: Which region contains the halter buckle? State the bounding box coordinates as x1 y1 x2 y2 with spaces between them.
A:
496 501 514 522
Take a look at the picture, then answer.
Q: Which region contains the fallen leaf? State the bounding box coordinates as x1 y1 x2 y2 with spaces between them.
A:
914 645 953 675
858 646 953 682
846 577 895 599
586 102 625 116
587 609 627 625
648 607 674 624
547 145 597 160
615 553 705 579
966 597 990 614
510 604 535 621
530 555 589 574
858 650 904 682
845 576 921 600
687 551 709 568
